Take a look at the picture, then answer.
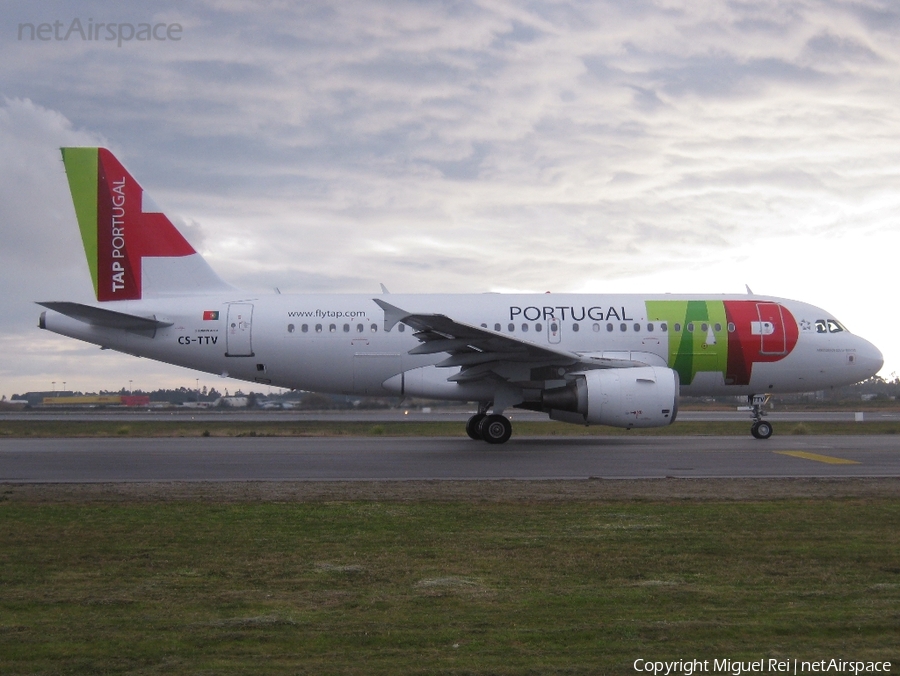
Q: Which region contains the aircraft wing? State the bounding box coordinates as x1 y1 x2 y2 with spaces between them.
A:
373 299 645 386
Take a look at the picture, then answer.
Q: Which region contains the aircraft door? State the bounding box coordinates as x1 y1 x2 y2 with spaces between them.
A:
226 303 254 357
755 303 787 355
548 315 561 344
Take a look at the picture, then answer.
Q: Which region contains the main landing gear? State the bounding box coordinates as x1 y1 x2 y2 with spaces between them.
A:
745 394 774 440
466 404 512 444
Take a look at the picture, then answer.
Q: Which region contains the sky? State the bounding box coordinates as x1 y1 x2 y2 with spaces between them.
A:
1 0 898 397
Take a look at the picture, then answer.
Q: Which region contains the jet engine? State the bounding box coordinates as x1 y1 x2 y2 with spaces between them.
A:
542 366 679 428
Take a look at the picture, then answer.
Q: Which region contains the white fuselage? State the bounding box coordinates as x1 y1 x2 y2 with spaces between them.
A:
40 292 884 400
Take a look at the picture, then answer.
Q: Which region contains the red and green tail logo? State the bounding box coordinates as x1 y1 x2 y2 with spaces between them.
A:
61 148 196 301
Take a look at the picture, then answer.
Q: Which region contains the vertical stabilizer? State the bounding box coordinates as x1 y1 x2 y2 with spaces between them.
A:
60 147 233 301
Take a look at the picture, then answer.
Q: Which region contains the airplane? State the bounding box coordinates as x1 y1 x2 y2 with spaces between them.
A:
38 147 884 443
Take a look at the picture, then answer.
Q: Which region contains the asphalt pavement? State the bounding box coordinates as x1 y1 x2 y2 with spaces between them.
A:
2 434 898 482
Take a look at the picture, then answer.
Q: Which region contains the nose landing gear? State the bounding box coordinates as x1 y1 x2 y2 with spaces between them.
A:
744 394 773 439
751 418 773 439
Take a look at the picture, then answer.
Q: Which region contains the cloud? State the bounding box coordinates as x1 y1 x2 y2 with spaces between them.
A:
0 98 101 305
804 30 883 65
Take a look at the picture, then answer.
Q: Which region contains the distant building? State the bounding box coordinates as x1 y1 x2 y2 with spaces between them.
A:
41 395 151 407
0 399 29 409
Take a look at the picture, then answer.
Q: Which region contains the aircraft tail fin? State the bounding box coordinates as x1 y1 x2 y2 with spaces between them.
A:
60 147 233 301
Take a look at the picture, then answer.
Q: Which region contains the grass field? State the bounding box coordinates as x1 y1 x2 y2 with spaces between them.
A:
2 493 899 675
1 418 899 438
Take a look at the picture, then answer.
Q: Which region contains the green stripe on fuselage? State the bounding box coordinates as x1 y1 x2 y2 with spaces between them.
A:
646 300 728 385
60 147 99 298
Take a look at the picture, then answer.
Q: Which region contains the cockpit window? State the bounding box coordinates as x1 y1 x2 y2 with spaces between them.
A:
816 319 845 334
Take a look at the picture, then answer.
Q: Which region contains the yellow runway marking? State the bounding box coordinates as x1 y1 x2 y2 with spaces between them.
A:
775 451 859 465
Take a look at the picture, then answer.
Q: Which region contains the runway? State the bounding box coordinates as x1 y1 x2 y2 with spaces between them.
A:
1 435 898 482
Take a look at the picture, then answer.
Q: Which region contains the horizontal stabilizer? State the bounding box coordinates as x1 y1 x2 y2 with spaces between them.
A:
37 301 173 332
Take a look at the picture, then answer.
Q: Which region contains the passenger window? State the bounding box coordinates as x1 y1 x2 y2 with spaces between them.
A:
647 323 654 332
508 323 515 332
329 324 336 333
827 319 844 333
620 323 627 332
371 324 378 332
481 323 487 328
357 324 364 333
315 324 323 333
687 322 694 332
494 323 501 331
701 323 708 332
593 323 601 332
714 323 722 332
633 323 640 332
815 320 828 334
343 324 350 332
606 323 613 332
727 322 735 333
287 324 295 333
536 323 543 332
661 323 667 332
674 323 681 332
522 323 529 332
398 324 406 333
572 323 579 332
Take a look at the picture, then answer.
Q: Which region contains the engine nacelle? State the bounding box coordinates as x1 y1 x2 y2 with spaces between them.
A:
545 366 679 428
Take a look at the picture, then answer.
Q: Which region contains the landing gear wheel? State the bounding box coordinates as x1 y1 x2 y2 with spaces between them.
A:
751 420 773 440
479 414 512 445
466 414 486 440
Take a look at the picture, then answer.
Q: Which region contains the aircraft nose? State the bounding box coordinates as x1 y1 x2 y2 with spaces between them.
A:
856 336 884 378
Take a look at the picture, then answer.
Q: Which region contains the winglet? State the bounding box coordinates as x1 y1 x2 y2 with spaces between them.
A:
380 283 390 294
